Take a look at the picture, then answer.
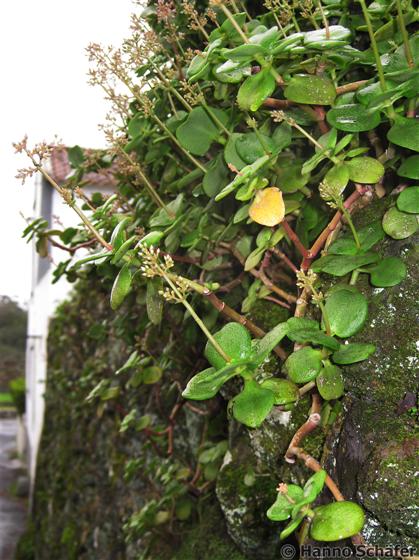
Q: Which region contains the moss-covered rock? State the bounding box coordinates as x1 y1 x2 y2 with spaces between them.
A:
325 199 419 547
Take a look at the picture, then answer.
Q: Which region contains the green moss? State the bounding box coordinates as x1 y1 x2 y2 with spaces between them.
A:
171 501 246 560
15 523 36 560
248 300 290 332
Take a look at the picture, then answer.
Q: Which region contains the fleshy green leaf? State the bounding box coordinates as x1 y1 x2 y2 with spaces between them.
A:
224 133 247 171
382 207 418 239
398 155 419 180
287 317 319 331
176 107 228 156
267 485 304 521
345 156 384 184
182 361 249 401
316 364 344 400
214 60 251 84
328 220 385 255
311 252 380 276
304 25 351 49
260 378 299 405
302 470 327 504
215 154 270 201
251 322 289 365
110 264 132 310
397 186 419 214
387 117 419 152
332 343 376 365
310 502 365 542
110 217 131 250
203 154 229 197
142 366 163 385
146 279 163 325
205 322 252 370
287 328 340 351
327 104 380 132
280 511 306 540
368 256 407 287
323 164 349 194
221 43 267 61
284 347 323 384
325 288 368 338
231 379 275 428
284 74 336 105
236 132 276 164
237 67 276 112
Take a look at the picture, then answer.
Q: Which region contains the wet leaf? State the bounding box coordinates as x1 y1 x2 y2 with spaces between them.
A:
261 378 299 405
328 220 385 255
312 252 380 276
146 279 163 325
325 288 368 338
222 43 267 61
310 502 365 541
214 60 252 84
176 107 228 156
110 264 132 310
182 361 248 401
316 364 344 400
216 155 270 201
368 256 407 287
302 471 327 503
267 485 304 521
244 246 265 271
236 132 276 164
284 74 336 105
388 118 419 152
205 322 252 370
280 511 306 540
382 207 418 239
110 217 131 250
248 187 284 227
287 328 340 351
397 186 419 214
231 379 275 428
224 133 247 170
304 25 351 49
284 347 323 384
323 164 350 194
237 67 276 112
345 156 384 184
251 322 289 364
203 154 229 197
398 155 419 180
142 366 163 385
327 104 380 132
332 343 376 365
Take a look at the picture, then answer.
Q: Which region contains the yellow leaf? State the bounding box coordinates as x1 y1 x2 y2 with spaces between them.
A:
249 187 285 227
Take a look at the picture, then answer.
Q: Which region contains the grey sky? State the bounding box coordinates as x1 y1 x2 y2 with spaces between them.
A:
0 0 134 305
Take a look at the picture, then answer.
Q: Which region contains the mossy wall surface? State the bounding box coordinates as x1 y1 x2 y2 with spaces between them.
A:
26 202 418 559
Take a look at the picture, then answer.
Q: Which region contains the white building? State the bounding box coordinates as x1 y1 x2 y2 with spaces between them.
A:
25 148 115 489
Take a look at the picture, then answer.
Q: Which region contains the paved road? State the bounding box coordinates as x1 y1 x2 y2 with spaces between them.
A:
0 416 27 560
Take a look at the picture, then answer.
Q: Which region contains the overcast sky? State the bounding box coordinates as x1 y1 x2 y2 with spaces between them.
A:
0 0 134 306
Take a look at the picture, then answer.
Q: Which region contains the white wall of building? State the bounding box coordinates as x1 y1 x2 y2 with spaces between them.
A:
25 175 113 488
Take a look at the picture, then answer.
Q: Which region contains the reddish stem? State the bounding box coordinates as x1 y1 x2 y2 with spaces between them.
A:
301 186 369 271
203 290 288 360
282 219 309 258
290 447 345 501
263 295 291 310
313 106 329 134
285 393 322 463
271 247 298 273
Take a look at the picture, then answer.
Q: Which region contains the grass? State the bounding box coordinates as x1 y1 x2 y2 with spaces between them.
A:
0 391 14 408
